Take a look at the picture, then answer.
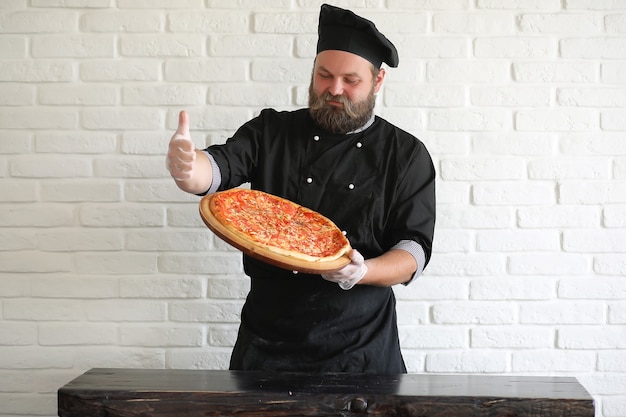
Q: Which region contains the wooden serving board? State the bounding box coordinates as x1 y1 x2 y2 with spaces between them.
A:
199 193 351 274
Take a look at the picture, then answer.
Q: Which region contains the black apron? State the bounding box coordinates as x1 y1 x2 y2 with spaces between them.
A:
230 265 405 373
207 108 435 374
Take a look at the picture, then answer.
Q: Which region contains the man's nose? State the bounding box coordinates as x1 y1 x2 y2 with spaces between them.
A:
328 79 344 96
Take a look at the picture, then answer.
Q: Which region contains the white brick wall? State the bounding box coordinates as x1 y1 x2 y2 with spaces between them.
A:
0 1 624 416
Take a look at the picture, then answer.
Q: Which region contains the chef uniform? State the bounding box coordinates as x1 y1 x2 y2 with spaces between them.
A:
203 4 436 374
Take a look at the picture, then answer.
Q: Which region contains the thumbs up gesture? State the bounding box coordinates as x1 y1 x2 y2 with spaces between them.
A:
166 110 197 182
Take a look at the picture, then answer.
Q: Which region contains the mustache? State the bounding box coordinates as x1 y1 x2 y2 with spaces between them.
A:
309 92 359 118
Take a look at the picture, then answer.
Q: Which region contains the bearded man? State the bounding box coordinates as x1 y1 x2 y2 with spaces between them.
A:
166 4 436 374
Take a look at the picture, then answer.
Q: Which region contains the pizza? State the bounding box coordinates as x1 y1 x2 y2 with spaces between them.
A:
205 188 350 263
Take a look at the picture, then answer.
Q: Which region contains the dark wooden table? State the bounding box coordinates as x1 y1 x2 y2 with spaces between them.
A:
58 368 595 416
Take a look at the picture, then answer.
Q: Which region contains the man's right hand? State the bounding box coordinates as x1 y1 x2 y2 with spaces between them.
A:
166 110 197 182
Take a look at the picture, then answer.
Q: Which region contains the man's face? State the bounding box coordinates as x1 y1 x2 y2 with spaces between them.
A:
309 50 385 134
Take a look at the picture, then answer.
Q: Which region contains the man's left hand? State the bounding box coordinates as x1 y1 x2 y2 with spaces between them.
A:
321 249 367 290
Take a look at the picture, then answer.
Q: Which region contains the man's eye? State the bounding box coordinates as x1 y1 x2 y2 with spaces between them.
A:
345 78 359 84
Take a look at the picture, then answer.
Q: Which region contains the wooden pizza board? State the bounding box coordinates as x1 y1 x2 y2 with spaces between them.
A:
199 193 351 274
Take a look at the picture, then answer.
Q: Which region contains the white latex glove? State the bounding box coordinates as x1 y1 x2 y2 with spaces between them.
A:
322 249 368 290
166 110 196 181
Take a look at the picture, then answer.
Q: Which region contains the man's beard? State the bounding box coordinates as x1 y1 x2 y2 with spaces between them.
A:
308 82 376 134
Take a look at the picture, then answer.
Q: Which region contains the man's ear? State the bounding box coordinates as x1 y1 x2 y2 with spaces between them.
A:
374 68 386 93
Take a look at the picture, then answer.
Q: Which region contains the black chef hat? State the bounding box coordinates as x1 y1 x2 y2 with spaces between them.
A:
316 3 399 68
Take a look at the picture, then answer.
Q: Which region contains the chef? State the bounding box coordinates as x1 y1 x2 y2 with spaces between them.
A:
167 4 436 374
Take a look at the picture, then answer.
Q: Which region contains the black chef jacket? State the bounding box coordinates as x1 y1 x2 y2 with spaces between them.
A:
206 108 435 374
